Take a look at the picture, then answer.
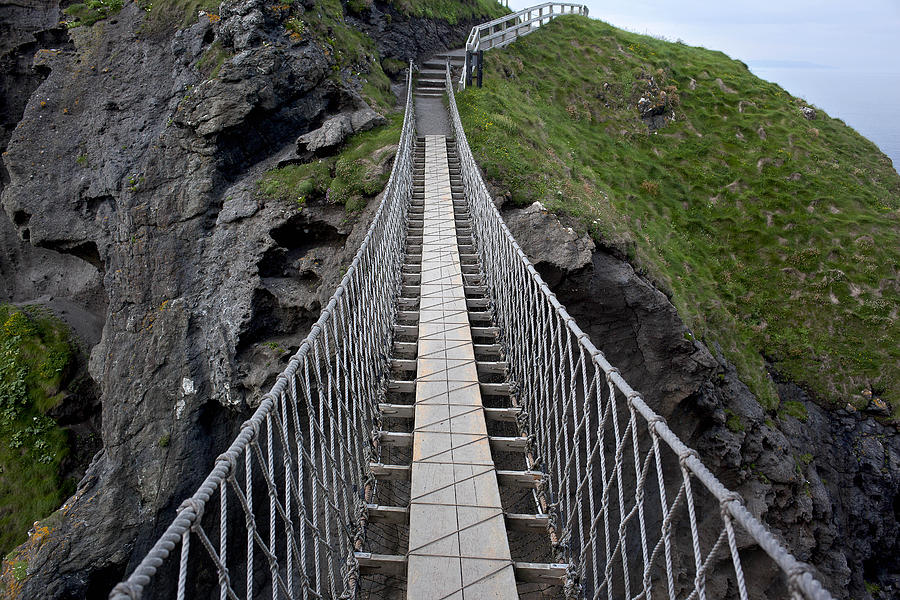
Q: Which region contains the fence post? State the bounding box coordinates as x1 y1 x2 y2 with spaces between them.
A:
476 50 484 88
465 51 473 88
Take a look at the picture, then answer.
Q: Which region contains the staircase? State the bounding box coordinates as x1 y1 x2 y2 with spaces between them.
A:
414 50 465 100
358 136 569 598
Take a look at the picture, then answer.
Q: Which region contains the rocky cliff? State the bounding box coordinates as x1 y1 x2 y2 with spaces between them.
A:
1 2 896 600
503 201 899 599
0 1 484 596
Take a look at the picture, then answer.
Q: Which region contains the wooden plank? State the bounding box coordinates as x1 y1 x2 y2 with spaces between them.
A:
369 463 410 481
505 513 549 532
381 403 520 423
380 430 526 453
513 561 569 584
356 552 407 577
496 469 542 488
483 406 521 422
406 136 517 599
366 504 409 525
475 361 508 375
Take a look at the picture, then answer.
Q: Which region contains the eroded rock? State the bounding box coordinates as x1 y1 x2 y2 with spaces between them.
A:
296 106 387 154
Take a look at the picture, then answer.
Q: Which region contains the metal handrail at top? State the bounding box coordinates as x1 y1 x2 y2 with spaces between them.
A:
460 2 588 88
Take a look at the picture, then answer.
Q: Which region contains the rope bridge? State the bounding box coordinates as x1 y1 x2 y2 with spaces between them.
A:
109 53 834 600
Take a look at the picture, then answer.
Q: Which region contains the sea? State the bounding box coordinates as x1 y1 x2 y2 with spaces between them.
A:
748 66 900 174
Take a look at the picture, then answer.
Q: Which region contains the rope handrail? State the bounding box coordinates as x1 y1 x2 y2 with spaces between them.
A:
108 62 417 600
445 63 835 600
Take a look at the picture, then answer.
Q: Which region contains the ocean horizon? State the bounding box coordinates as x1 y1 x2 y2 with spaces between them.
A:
749 65 900 175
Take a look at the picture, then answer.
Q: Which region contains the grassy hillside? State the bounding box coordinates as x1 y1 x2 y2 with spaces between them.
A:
457 16 900 416
0 305 75 553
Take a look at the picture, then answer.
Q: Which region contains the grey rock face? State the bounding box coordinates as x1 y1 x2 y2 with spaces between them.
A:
502 201 594 284
504 203 899 600
297 113 353 153
296 107 387 154
0 1 392 596
350 106 387 132
345 3 480 64
218 0 269 51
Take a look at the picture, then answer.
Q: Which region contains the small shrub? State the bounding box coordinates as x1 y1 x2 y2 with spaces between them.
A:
64 0 123 27
11 558 27 581
285 17 306 39
0 304 74 553
865 581 881 595
347 0 371 14
724 408 745 432
196 42 231 80
381 58 408 78
778 400 809 422
75 154 88 167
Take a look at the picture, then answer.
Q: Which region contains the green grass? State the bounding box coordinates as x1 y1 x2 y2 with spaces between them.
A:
138 0 221 33
258 113 403 210
0 305 75 554
389 0 508 24
196 41 231 80
778 400 809 422
64 0 123 27
457 16 900 416
724 408 745 432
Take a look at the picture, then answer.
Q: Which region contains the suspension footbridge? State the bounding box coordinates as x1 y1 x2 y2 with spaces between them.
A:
110 5 835 600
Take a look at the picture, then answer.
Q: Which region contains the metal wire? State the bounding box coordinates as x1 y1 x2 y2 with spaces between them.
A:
445 63 835 600
108 62 416 600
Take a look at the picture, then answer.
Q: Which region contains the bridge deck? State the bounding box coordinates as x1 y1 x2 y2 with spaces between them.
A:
406 135 517 599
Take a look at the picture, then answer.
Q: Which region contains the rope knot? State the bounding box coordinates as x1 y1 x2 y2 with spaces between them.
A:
626 391 642 405
214 453 234 478
563 562 582 600
217 565 232 588
604 367 619 383
678 448 700 467
109 582 141 600
178 497 205 526
240 419 259 440
721 491 744 506
787 563 812 582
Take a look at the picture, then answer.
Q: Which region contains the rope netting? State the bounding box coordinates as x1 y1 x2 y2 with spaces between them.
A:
109 63 416 600
445 65 836 600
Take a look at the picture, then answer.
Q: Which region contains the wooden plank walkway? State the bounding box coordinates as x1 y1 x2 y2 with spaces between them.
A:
406 136 517 599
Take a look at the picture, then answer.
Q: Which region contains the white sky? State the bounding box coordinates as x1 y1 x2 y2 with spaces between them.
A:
507 0 900 72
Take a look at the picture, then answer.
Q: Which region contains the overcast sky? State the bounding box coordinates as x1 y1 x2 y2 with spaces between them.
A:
507 0 900 72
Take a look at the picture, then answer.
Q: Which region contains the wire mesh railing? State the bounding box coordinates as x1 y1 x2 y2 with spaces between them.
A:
109 62 416 600
445 64 835 600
